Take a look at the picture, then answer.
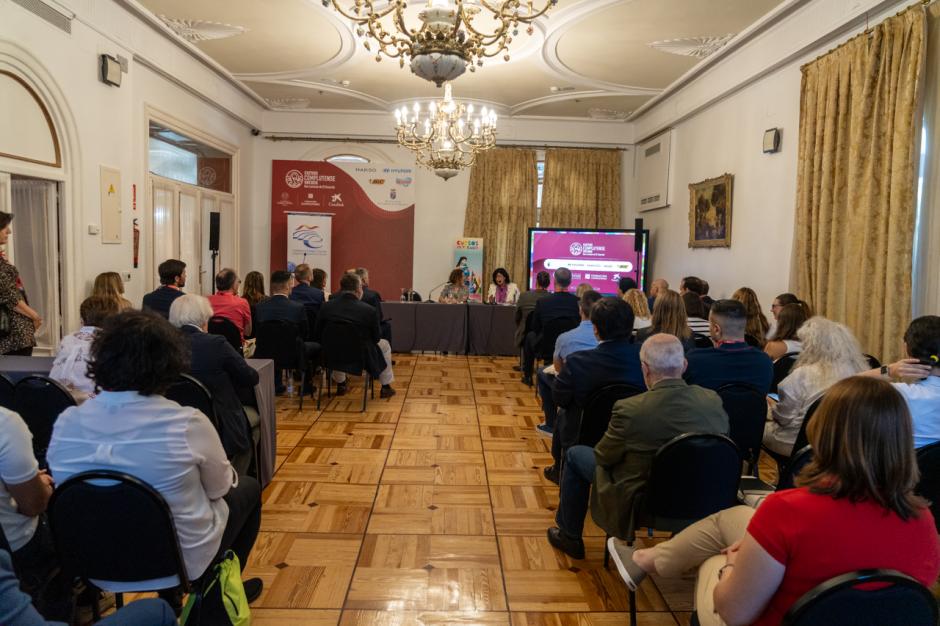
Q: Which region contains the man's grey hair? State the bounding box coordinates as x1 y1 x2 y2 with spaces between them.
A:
554 267 572 289
640 333 685 378
169 294 214 329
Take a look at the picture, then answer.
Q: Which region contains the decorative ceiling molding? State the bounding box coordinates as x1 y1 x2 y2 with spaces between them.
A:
511 89 614 115
157 16 247 42
587 107 631 120
648 34 735 59
265 96 312 109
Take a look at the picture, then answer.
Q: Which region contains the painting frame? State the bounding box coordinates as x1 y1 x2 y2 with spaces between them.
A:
688 173 733 248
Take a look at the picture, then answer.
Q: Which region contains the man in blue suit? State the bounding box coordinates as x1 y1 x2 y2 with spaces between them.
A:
684 298 773 393
142 259 186 318
290 264 325 307
521 267 580 385
543 297 647 483
256 270 320 394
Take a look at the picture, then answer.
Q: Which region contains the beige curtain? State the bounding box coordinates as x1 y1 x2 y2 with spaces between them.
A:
791 6 926 362
463 148 537 286
540 148 622 229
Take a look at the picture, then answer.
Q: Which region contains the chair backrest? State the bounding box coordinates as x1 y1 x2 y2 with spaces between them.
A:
304 306 319 341
47 470 190 592
577 383 645 448
782 569 938 626
536 316 579 358
0 373 15 411
692 333 713 349
771 352 800 393
777 445 814 491
915 441 940 533
320 319 368 376
164 374 219 431
863 353 882 369
716 383 766 467
13 375 76 465
253 320 303 369
207 316 242 354
791 394 824 456
643 433 741 533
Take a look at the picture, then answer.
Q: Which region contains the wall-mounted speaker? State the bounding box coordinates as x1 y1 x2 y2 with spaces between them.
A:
208 212 220 252
634 218 644 252
100 54 122 87
763 128 781 154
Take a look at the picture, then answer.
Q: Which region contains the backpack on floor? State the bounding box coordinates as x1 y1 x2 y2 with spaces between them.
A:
180 550 250 626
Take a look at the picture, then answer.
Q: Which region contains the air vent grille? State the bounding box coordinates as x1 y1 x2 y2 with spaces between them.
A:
11 0 72 33
644 143 661 157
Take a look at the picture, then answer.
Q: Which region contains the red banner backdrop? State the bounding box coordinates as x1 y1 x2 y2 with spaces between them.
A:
270 160 415 296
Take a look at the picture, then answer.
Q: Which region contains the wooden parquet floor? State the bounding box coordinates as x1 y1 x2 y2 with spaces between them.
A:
246 354 703 626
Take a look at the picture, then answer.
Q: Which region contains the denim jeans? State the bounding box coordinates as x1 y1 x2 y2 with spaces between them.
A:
537 367 557 428
555 445 596 539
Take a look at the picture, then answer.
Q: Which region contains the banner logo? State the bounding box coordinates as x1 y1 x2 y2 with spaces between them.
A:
369 179 386 185
292 224 324 249
569 242 583 256
396 176 413 187
329 193 343 206
285 169 304 188
276 191 292 207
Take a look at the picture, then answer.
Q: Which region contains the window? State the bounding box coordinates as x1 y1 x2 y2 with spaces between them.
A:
326 154 370 164
148 122 232 192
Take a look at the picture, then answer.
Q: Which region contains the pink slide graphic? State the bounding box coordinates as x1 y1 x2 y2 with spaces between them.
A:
527 229 648 294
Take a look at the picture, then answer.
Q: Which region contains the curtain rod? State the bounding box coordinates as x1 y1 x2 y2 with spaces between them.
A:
261 135 629 151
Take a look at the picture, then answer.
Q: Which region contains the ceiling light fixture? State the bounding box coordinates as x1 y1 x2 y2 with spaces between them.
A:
323 0 557 87
394 83 497 180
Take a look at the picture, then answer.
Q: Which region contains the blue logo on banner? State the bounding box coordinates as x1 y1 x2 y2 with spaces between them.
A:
293 225 324 249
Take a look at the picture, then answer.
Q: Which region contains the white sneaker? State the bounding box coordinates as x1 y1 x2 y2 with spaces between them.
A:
607 536 647 591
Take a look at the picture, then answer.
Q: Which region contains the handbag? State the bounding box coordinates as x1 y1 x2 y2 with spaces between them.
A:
180 550 251 626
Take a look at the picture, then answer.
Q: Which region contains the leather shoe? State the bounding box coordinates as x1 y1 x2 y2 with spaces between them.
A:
380 385 396 399
242 577 264 604
547 527 585 560
335 382 348 396
543 465 559 485
512 365 522 371
521 375 533 386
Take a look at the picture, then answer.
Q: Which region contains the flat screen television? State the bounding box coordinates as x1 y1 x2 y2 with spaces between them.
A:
526 227 650 295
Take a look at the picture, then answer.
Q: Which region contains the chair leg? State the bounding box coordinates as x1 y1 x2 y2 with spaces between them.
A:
370 375 375 399
603 532 611 568
629 589 637 626
361 375 368 412
298 370 305 410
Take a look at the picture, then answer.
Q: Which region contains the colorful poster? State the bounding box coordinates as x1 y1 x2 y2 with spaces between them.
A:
286 212 331 278
454 238 484 303
271 161 415 295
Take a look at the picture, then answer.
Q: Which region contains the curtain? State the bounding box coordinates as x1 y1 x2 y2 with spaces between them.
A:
791 6 926 362
463 148 537 287
539 148 622 229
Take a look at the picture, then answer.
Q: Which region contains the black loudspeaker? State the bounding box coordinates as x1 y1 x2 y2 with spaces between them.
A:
634 218 644 252
208 212 220 251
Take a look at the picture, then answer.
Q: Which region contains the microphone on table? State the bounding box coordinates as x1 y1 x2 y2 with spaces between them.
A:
426 282 449 302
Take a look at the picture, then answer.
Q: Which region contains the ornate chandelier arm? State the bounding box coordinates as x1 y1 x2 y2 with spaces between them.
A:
476 0 556 21
365 19 413 56
325 0 399 23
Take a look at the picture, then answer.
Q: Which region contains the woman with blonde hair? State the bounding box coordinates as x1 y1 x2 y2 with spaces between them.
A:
636 289 694 350
622 288 651 330
92 271 132 311
732 287 769 347
763 316 869 456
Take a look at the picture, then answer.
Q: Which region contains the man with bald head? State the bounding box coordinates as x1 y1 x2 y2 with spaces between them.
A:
647 278 669 311
547 333 729 560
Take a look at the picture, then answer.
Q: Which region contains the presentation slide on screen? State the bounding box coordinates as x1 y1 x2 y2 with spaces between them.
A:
527 229 648 295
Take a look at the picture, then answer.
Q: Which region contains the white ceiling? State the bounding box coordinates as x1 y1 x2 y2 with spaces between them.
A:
139 0 785 120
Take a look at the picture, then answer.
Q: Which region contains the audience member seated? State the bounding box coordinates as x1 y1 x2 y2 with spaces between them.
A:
679 275 706 299
50 296 121 400
685 299 773 393
608 377 940 626
315 272 396 398
616 276 637 298
514 270 551 361
622 288 651 330
763 316 867 456
763 302 809 361
142 259 186 318
546 333 728 559
208 268 252 344
732 287 769 348
256 271 320 395
439 268 469 303
682 291 711 336
91 271 133 311
646 277 668 311
700 280 715 313
241 270 267 339
170 295 260 476
767 292 805 339
487 267 520 305
575 282 593 298
863 315 940 448
535 290 602 437
290 264 325 307
542 297 648 482
636 289 694 351
521 268 579 385
353 267 390 342
47 310 263 602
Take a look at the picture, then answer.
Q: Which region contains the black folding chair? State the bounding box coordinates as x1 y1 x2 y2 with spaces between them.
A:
782 569 938 626
535 316 579 362
207 316 242 355
319 319 375 412
164 374 220 432
575 383 645 448
739 445 814 501
692 333 713 349
304 305 320 342
771 352 801 393
0 373 15 410
915 441 940 533
14 375 76 467
47 470 192 619
716 383 766 475
254 320 310 409
763 394 824 472
616 433 741 626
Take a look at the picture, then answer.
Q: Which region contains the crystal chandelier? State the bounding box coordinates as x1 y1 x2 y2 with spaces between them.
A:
394 83 497 180
323 0 557 87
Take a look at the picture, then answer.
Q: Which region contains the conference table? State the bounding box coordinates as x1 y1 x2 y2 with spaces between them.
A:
0 356 278 488
383 301 518 356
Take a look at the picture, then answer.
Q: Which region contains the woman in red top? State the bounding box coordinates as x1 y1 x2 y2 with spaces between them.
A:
607 376 940 625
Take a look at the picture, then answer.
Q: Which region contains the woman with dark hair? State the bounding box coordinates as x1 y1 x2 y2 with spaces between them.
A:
47 310 263 603
682 291 710 335
732 287 769 347
487 267 520 305
763 302 810 361
767 292 809 339
439 268 469 303
607 376 940 626
0 212 41 355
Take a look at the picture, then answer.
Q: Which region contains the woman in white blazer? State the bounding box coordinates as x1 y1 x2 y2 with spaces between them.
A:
487 267 520 305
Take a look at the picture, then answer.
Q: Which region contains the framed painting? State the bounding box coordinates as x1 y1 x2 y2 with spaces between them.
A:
688 173 733 248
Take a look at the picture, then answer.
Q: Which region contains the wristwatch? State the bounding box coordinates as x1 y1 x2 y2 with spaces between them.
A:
880 364 890 377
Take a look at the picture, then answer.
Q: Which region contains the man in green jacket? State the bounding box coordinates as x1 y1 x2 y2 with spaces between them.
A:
547 333 729 559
